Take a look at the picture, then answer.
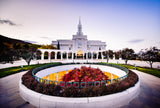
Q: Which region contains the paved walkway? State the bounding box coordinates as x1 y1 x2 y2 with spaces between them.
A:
0 59 160 69
0 70 160 108
0 71 35 108
120 70 160 108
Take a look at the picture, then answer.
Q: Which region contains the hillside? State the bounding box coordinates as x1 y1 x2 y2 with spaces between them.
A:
0 35 57 63
0 35 42 63
0 35 30 44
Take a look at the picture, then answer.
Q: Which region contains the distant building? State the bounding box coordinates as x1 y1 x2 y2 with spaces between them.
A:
52 17 106 52
38 18 106 60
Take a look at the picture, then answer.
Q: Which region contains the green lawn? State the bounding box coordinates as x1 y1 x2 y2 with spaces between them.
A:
0 62 61 78
100 62 160 78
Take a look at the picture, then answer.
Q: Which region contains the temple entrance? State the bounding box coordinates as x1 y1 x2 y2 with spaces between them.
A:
77 50 83 59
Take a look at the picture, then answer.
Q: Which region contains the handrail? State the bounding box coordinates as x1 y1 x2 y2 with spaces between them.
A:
32 63 129 88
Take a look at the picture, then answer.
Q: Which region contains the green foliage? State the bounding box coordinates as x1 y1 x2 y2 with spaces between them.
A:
38 44 57 49
140 47 160 68
114 50 121 59
21 48 37 65
0 34 42 63
11 44 37 66
121 48 135 64
0 41 38 64
29 44 41 49
104 50 113 63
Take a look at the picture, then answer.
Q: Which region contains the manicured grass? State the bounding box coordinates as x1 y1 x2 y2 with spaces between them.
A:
101 62 160 78
0 62 61 78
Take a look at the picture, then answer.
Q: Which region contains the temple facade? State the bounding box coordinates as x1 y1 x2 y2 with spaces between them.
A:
38 18 107 60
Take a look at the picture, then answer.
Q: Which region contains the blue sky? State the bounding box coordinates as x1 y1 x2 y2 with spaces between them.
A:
0 0 160 52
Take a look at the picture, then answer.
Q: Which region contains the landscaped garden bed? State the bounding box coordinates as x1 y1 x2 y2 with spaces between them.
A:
22 63 138 97
62 66 108 83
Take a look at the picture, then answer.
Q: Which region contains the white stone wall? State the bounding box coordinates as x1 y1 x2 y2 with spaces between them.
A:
52 39 106 51
73 38 87 52
19 77 140 108
59 45 70 50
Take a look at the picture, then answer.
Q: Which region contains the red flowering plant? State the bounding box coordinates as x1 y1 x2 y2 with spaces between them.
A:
62 66 108 87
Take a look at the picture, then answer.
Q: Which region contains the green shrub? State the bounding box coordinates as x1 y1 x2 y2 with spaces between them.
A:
62 87 80 97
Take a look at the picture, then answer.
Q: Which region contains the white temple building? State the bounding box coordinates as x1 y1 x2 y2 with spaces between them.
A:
52 18 106 51
38 18 107 60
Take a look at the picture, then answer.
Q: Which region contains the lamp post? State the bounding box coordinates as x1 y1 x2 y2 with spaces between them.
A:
21 65 23 72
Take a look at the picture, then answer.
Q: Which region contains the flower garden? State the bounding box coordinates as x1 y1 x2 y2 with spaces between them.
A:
21 63 139 97
43 66 119 85
62 66 108 82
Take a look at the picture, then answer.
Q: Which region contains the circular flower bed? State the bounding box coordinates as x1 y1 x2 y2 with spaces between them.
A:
62 66 108 82
22 64 139 97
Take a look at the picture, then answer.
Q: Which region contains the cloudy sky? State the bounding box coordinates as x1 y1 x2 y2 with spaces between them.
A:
0 0 160 52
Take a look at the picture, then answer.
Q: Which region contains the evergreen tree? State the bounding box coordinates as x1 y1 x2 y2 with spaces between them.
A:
57 41 60 50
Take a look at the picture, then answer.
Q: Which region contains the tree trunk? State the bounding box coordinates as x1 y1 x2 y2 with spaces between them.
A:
27 59 31 66
107 59 109 63
106 54 109 63
27 61 30 66
149 61 153 69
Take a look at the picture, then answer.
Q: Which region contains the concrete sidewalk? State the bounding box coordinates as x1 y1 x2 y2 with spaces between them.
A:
120 70 160 108
0 71 35 108
0 70 160 108
0 59 160 69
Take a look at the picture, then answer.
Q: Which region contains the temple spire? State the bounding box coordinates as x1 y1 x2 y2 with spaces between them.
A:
77 16 83 36
79 16 81 25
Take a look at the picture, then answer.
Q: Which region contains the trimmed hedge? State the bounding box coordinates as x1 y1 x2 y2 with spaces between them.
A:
22 68 138 97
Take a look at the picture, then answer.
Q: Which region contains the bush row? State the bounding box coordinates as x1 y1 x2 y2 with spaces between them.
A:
22 68 138 97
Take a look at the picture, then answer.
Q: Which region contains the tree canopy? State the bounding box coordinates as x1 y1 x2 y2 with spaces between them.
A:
38 44 57 49
139 47 160 68
121 48 135 64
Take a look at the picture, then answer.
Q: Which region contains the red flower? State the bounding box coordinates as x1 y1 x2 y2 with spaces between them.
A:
62 66 108 83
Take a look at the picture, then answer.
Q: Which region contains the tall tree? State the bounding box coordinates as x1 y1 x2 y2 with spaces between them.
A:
0 35 40 64
108 50 114 59
105 51 109 63
13 44 37 65
121 48 135 64
21 47 37 66
140 47 160 68
57 41 60 50
104 50 114 63
115 50 122 59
